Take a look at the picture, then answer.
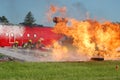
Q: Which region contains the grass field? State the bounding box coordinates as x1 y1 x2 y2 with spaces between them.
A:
0 61 120 80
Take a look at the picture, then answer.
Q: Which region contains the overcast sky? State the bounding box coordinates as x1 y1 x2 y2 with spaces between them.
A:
0 0 120 26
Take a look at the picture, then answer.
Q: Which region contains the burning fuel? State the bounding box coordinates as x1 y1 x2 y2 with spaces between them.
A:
53 17 120 60
47 5 120 60
3 5 118 62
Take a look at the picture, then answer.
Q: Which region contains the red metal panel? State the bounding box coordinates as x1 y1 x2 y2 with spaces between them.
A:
0 25 62 47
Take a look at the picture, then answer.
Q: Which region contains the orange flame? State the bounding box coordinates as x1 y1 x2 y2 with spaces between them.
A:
46 5 66 21
47 5 120 60
53 18 120 60
52 41 68 61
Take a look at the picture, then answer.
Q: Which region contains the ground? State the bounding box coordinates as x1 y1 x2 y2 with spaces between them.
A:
0 61 120 80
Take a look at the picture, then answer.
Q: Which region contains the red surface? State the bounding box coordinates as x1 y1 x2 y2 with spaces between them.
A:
0 26 62 47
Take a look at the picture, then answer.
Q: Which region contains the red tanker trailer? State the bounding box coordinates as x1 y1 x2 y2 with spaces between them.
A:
0 24 62 48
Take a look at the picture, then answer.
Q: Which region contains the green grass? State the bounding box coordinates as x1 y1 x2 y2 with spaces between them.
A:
0 61 120 80
0 53 5 58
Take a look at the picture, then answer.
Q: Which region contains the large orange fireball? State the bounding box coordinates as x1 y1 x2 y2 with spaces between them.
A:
48 5 120 60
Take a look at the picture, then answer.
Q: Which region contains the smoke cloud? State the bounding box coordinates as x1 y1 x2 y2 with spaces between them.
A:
68 2 88 20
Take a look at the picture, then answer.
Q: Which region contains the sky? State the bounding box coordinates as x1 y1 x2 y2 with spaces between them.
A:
0 0 120 26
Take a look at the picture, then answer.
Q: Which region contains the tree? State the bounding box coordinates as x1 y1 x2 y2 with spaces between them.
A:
21 11 36 26
0 16 9 24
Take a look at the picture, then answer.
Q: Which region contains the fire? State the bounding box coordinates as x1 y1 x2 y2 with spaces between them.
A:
46 5 66 21
52 40 68 61
53 18 120 60
48 5 120 60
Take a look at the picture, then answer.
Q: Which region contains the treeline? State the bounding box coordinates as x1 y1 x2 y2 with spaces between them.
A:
0 11 43 27
1 11 120 27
